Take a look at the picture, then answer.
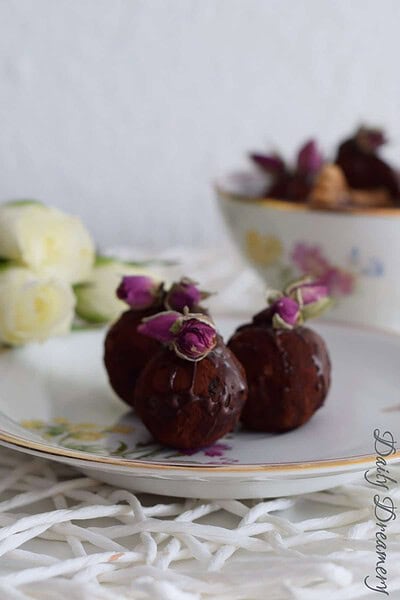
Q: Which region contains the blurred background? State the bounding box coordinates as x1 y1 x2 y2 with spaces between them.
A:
1 0 400 250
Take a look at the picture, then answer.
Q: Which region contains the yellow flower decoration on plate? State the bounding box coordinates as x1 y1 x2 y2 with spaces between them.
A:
68 423 98 432
21 417 135 442
107 424 135 434
245 230 283 266
69 431 104 441
21 419 45 430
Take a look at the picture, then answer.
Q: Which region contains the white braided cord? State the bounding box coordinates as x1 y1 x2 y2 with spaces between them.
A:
0 448 398 599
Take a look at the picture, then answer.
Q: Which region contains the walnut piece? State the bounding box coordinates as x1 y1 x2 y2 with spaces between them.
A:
309 163 395 210
308 164 349 209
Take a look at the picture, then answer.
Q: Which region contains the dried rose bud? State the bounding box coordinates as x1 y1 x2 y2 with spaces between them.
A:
286 277 327 304
297 140 323 177
286 277 332 320
137 311 181 342
297 283 328 305
250 153 286 175
165 277 203 312
173 316 217 361
272 297 301 330
116 275 161 309
266 277 332 329
138 311 217 361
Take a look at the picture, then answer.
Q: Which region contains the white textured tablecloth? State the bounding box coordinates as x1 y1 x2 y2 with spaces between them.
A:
0 247 399 600
0 448 399 600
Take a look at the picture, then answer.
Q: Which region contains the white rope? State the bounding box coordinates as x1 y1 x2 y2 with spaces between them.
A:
0 448 399 599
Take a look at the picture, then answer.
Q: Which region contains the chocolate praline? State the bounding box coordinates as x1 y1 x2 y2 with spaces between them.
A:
228 309 331 432
336 131 400 201
104 305 163 408
134 339 247 449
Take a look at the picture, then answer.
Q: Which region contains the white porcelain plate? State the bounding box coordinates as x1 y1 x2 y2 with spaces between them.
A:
0 317 399 498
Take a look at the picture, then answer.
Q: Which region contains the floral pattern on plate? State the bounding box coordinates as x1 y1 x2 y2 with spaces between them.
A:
21 417 238 464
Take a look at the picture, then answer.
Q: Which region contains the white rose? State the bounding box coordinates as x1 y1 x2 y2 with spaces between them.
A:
0 267 75 346
0 200 95 284
75 257 161 323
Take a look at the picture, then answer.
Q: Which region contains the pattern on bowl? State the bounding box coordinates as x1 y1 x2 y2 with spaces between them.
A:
245 229 384 300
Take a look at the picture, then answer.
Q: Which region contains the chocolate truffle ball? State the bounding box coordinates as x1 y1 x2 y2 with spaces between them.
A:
228 314 331 432
134 340 247 449
104 307 162 408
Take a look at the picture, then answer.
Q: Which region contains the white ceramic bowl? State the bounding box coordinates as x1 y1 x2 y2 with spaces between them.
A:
216 172 400 332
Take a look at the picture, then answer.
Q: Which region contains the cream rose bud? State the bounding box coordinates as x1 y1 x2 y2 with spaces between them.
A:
0 267 75 346
0 200 95 284
74 257 161 324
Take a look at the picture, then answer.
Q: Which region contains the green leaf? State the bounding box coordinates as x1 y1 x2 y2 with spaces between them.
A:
71 321 105 331
73 282 94 292
73 283 112 324
94 255 119 267
112 441 128 455
94 255 178 268
301 298 334 321
94 255 149 268
45 425 66 436
5 199 43 207
73 308 110 324
0 258 15 272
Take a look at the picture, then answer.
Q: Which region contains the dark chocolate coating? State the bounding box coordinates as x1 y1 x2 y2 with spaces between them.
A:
104 307 162 408
228 321 331 432
134 340 247 449
336 138 400 200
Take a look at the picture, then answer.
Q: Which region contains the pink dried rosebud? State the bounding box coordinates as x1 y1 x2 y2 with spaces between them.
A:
290 282 328 305
137 311 181 343
297 140 323 176
286 277 332 320
173 316 217 361
272 297 301 330
138 311 217 361
117 275 161 309
165 277 202 312
250 153 286 175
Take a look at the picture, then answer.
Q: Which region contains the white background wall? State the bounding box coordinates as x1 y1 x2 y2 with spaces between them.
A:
1 0 400 250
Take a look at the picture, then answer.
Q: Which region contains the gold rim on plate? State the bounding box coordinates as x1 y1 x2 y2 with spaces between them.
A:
1 429 399 473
